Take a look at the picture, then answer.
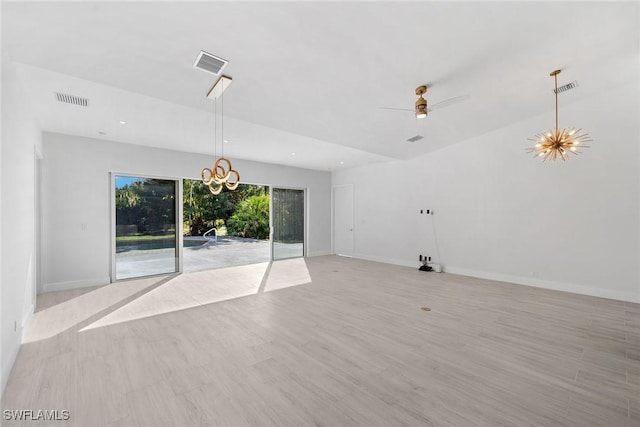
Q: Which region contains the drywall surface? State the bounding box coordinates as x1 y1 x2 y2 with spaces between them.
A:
1 61 41 393
41 133 332 290
333 81 640 302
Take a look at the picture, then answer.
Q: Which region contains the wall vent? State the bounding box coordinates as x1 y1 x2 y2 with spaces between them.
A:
54 92 88 107
553 80 578 94
193 50 228 75
407 135 424 142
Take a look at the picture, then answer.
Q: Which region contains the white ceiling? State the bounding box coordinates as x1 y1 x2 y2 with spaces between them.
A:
2 1 638 171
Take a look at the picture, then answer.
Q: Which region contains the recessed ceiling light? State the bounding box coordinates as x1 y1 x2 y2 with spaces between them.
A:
224 140 228 143
340 161 344 165
119 121 126 125
291 152 296 156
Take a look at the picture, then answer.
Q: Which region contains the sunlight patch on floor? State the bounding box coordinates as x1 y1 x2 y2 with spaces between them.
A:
81 262 269 331
27 258 313 339
23 277 162 343
263 258 312 292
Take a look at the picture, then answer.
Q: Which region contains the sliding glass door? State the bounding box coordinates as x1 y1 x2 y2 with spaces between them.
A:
113 175 179 280
271 188 305 260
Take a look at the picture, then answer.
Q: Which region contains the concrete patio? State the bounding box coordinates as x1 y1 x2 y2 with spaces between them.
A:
115 236 303 280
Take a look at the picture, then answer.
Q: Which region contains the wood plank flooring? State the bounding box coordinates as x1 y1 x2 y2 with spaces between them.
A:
2 256 639 426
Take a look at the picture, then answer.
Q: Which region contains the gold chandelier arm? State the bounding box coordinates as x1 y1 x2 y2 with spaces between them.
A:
225 169 240 190
213 157 232 183
214 157 232 173
201 167 214 185
207 182 223 195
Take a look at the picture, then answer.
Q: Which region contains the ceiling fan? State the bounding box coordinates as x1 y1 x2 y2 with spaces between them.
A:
380 85 469 118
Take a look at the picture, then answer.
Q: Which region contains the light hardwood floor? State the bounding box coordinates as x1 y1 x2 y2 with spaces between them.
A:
2 256 639 426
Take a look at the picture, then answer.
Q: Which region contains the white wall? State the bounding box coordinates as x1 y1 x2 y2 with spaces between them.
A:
1 61 41 393
41 133 332 291
333 81 640 303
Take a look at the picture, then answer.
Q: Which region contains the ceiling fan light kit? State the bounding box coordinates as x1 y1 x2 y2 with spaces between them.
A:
527 69 591 161
379 86 468 119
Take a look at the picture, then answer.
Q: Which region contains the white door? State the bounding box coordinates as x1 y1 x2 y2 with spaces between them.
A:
333 184 354 256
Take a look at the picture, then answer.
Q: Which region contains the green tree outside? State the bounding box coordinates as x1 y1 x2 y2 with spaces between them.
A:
226 195 270 240
183 179 269 239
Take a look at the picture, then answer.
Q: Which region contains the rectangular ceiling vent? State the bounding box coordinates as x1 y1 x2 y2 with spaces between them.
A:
553 80 578 94
193 50 228 75
407 135 424 142
54 92 88 107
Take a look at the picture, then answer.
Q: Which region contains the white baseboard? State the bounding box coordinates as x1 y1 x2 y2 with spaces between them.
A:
43 276 110 293
353 253 417 269
346 254 639 303
307 250 332 257
444 265 640 304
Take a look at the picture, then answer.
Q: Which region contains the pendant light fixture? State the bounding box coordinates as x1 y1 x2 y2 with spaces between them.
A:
415 85 428 118
201 75 240 194
527 69 591 161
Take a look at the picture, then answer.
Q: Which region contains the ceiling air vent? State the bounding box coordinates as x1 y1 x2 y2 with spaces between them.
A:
193 50 228 76
553 80 578 94
407 135 424 142
54 92 88 107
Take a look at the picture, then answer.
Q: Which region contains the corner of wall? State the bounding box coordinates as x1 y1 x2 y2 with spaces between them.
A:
1 59 41 396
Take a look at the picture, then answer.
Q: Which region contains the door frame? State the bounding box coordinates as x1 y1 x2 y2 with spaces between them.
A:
270 186 307 261
110 172 183 282
34 147 43 299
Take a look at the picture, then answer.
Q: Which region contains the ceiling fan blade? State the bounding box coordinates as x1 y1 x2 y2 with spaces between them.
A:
428 94 470 112
379 107 414 112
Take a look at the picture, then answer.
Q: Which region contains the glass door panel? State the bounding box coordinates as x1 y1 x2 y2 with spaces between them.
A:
114 176 178 280
272 188 304 260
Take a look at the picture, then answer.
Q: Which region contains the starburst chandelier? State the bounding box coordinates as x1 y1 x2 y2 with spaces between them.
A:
201 75 240 194
527 69 591 161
